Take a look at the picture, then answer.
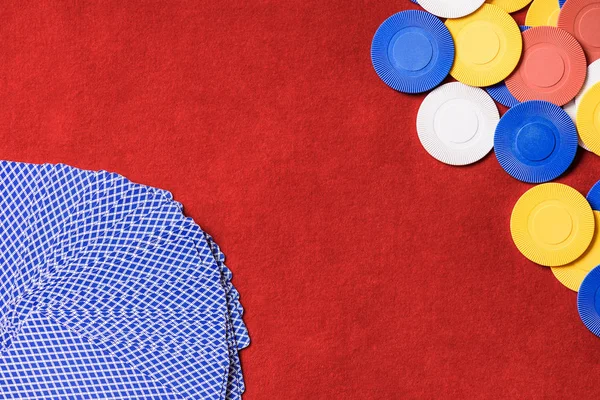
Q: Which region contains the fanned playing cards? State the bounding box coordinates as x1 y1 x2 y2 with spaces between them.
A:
0 160 249 399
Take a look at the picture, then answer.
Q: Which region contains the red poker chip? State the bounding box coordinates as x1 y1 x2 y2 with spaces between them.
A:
558 0 600 63
506 26 587 106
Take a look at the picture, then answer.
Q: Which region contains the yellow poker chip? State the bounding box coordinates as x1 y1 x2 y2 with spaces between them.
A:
486 0 532 13
525 0 560 27
552 211 600 291
445 4 523 87
576 82 600 157
511 183 594 267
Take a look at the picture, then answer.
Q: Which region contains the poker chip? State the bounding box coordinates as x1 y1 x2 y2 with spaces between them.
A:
505 26 587 106
417 0 485 18
585 181 600 211
552 211 600 291
578 265 600 338
486 82 521 107
417 82 499 165
576 82 600 156
574 60 600 111
588 180 600 211
487 0 533 13
494 100 578 183
558 0 600 63
525 0 561 26
510 183 594 267
371 10 455 94
445 4 522 87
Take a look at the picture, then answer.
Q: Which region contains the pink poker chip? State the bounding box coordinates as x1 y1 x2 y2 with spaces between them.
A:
506 26 587 106
558 0 600 63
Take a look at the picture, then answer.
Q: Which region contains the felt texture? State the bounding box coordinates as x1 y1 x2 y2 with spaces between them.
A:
1 1 600 399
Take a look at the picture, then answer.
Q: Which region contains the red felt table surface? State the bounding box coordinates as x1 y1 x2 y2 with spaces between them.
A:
2 0 600 398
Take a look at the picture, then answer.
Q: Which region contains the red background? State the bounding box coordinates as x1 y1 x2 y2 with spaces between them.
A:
2 1 600 398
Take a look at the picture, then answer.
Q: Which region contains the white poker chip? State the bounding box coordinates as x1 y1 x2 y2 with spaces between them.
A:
575 59 600 110
417 0 486 18
417 82 499 165
563 100 591 151
563 100 577 122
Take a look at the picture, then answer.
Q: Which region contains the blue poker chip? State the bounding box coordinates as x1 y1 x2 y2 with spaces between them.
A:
520 25 531 32
486 82 520 108
494 100 578 183
559 0 567 7
587 181 600 211
371 10 454 94
578 266 600 338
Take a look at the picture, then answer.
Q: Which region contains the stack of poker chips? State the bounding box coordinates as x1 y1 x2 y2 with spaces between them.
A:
371 0 600 339
0 160 248 399
510 181 600 340
371 0 600 173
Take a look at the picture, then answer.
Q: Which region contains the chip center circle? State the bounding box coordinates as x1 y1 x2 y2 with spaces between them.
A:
516 122 556 161
525 47 565 88
392 31 433 72
578 8 600 47
434 99 479 144
460 23 500 65
532 205 573 245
